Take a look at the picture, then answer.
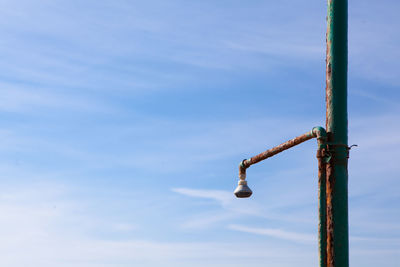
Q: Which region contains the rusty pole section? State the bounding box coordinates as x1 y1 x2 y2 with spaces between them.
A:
325 0 349 266
316 127 328 267
318 153 327 267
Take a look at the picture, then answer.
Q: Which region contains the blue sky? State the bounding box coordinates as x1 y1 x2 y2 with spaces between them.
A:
0 0 399 266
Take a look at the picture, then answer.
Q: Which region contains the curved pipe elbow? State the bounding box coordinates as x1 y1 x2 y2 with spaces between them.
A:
238 160 247 180
312 126 327 140
312 126 327 149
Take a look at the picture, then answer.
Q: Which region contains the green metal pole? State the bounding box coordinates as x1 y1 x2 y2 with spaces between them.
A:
325 0 349 266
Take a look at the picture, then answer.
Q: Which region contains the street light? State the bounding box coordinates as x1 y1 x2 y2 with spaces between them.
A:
234 0 350 267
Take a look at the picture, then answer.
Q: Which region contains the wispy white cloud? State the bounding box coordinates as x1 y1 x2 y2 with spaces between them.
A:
0 114 317 174
0 0 330 105
225 38 324 61
171 186 266 215
0 182 314 267
179 212 236 230
170 185 318 231
351 236 400 244
171 188 241 229
228 224 315 244
0 83 113 113
349 1 400 86
111 222 138 232
171 188 233 206
350 89 399 107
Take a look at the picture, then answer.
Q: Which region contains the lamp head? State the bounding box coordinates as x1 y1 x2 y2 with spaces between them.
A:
234 180 252 198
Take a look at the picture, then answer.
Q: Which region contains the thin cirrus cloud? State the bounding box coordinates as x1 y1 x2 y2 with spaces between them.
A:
0 0 328 92
0 182 315 267
228 224 315 244
171 187 233 206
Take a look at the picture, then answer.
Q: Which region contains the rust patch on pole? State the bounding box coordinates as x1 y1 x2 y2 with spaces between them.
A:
326 155 335 267
325 0 335 266
317 149 327 267
326 0 333 129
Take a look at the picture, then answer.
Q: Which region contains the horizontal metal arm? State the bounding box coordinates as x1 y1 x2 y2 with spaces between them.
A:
239 127 326 180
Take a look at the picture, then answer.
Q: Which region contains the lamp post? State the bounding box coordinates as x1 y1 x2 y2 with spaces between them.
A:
234 0 349 266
